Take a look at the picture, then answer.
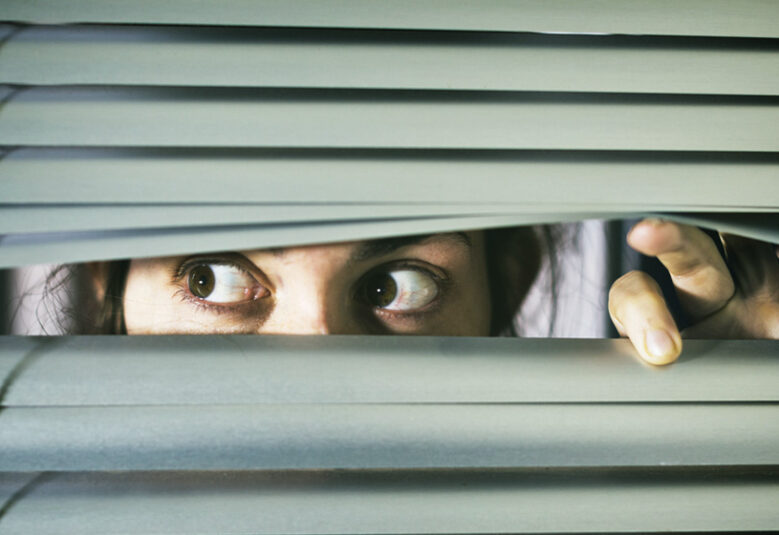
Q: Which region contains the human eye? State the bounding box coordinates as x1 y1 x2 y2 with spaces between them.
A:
359 267 440 312
182 261 267 305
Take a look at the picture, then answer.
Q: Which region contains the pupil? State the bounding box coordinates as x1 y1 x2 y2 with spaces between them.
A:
367 273 397 307
189 265 215 298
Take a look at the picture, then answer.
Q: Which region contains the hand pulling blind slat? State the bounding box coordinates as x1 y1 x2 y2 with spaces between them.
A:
3 88 777 151
3 26 776 96
3 0 777 38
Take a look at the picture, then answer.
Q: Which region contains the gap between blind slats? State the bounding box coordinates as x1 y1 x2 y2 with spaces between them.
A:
1 337 777 405
3 149 778 206
2 0 778 38
2 26 777 95
2 88 777 151
2 212 777 268
2 404 777 471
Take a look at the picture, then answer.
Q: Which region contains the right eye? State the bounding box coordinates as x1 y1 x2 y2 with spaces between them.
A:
361 268 439 312
187 263 265 304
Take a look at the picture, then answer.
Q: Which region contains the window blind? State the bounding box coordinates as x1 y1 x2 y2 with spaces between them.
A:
1 1 778 533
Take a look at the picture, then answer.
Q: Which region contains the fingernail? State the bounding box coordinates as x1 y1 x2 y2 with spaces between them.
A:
645 329 675 360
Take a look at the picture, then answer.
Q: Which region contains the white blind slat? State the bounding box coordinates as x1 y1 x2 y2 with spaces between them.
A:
3 26 776 95
659 212 779 244
0 213 599 268
3 211 777 268
4 208 778 240
3 470 776 534
3 0 777 38
3 88 776 151
0 204 545 234
3 404 777 471
2 337 776 405
3 149 777 206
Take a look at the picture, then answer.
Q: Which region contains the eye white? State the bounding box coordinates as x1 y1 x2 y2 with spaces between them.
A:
383 269 439 311
201 264 257 303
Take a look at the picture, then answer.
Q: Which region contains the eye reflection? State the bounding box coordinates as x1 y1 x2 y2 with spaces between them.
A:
362 269 439 311
186 263 262 303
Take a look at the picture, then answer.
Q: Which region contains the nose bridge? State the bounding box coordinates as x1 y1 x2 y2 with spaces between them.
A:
264 268 356 335
287 290 333 335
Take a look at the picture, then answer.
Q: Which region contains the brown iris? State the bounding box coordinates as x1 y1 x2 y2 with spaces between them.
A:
363 272 397 307
188 265 215 299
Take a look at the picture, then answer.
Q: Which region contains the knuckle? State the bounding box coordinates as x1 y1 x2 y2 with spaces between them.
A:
608 271 664 321
608 270 662 318
609 270 660 299
677 264 735 303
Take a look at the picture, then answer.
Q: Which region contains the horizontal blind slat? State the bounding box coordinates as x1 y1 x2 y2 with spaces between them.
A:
3 404 777 470
0 204 551 234
2 88 777 151
3 150 778 205
657 212 779 244
3 208 778 240
2 337 777 405
2 212 776 268
3 470 777 534
3 0 777 38
0 214 604 268
3 26 777 95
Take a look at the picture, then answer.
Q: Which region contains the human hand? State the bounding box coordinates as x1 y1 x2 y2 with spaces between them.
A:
608 219 779 365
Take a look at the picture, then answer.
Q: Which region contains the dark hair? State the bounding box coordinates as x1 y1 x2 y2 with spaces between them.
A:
484 226 541 335
93 260 131 334
40 226 562 335
30 260 130 334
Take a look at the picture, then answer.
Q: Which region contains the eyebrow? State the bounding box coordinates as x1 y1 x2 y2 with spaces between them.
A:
349 232 472 263
267 232 472 261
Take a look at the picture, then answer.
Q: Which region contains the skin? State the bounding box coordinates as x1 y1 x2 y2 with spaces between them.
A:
609 219 779 365
124 232 492 336
121 221 778 364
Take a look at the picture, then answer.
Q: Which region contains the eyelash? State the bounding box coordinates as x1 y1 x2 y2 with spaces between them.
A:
172 257 451 323
172 257 266 315
357 261 451 319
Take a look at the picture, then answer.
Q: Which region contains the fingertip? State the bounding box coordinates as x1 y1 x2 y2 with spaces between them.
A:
626 218 673 255
641 328 682 366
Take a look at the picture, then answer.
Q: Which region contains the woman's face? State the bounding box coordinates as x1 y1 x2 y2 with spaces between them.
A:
122 232 492 336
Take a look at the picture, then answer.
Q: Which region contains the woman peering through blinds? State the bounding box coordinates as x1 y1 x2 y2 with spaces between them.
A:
79 218 779 366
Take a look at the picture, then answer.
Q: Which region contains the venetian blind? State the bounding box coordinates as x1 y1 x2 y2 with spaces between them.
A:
1 1 778 533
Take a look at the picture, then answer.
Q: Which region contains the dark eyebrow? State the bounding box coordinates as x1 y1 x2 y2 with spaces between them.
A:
349 232 472 263
267 232 472 260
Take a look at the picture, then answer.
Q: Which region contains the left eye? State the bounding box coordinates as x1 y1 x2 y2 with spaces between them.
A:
187 263 262 303
361 269 439 311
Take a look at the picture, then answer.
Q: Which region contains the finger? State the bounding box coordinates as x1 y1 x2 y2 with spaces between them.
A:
627 219 734 321
609 270 682 365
